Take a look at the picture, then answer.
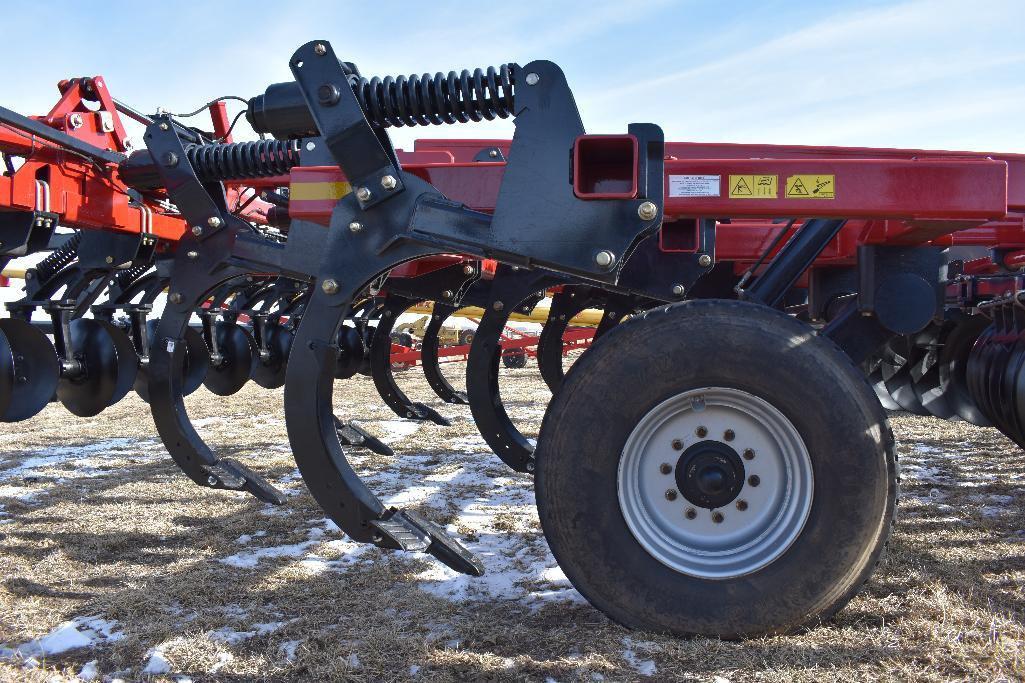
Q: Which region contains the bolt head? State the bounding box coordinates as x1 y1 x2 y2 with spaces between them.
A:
525 72 540 86
163 151 178 167
305 141 316 151
595 250 615 269
313 42 327 55
158 122 169 131
442 290 454 299
356 186 372 202
348 221 363 233
671 283 685 297
191 225 203 236
69 113 83 129
321 278 339 295
187 250 198 260
104 256 114 264
207 216 222 228
637 201 658 221
489 149 499 158
492 301 504 311
660 462 673 475
698 253 713 268
207 475 218 486
169 292 184 304
665 489 678 501
380 175 398 190
463 264 475 275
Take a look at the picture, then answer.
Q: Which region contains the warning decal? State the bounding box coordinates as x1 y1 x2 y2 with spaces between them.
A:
729 175 777 199
785 175 835 199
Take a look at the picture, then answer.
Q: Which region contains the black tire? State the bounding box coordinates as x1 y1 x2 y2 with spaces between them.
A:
502 348 528 369
535 300 896 638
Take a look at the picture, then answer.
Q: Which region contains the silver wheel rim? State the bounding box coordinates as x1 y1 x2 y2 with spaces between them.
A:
617 387 813 579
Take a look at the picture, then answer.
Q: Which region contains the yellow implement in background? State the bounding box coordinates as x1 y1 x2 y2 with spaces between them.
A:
405 302 604 327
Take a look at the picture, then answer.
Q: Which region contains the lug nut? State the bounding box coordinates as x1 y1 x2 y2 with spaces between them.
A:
736 500 748 511
671 439 683 451
743 448 755 460
685 508 697 520
712 511 724 524
665 489 678 501
695 426 708 438
748 475 760 487
660 463 673 475
724 429 735 441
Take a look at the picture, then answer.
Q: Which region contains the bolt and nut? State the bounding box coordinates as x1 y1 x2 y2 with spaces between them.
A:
442 290 454 299
723 429 735 441
525 72 540 86
695 425 708 438
207 216 222 228
356 187 372 202
665 489 678 501
711 511 725 524
463 264 475 275
743 448 755 460
736 500 748 511
637 201 658 221
671 283 686 296
685 508 697 520
381 175 398 190
748 475 760 487
104 256 114 264
493 300 504 311
169 292 184 304
207 475 218 486
314 42 327 55
660 462 673 475
191 225 203 236
671 439 683 451
321 278 339 294
697 253 712 267
187 250 198 260
348 221 363 233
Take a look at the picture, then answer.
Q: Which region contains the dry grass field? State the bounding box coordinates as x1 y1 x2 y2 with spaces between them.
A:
0 364 1022 682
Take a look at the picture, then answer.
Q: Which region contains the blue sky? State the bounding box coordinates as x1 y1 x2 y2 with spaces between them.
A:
5 0 1025 152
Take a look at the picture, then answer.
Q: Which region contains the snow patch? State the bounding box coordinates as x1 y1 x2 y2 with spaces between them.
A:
0 617 123 658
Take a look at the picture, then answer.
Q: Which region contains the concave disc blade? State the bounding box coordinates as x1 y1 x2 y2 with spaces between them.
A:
203 322 255 396
252 323 292 389
0 318 59 422
58 318 138 417
940 314 991 427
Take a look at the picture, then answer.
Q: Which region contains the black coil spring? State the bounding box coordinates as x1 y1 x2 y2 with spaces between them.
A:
187 139 301 182
113 263 151 289
352 65 515 128
34 230 81 283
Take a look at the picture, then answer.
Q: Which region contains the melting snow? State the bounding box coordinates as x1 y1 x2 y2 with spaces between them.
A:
143 649 171 674
0 617 123 659
621 638 657 677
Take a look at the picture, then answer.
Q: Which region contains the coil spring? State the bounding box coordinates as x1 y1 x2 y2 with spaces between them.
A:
187 139 301 182
34 230 81 283
113 263 151 289
352 65 515 128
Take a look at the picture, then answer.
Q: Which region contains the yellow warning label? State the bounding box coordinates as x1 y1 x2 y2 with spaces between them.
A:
729 174 777 199
785 175 835 199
